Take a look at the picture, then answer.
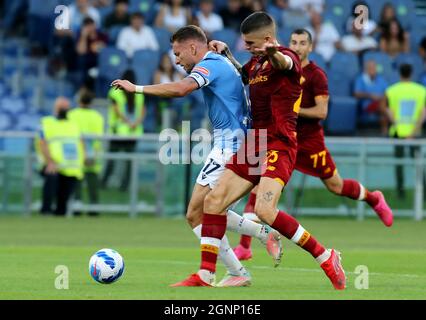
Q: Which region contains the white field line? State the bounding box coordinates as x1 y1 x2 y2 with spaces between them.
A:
141 259 423 279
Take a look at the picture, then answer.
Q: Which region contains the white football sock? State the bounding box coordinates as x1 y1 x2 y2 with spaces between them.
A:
193 225 247 276
226 210 269 243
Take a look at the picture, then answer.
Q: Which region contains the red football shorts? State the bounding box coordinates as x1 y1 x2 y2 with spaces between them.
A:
295 137 337 180
225 144 297 187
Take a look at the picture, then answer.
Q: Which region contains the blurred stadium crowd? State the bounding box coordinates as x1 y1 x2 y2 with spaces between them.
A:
0 0 425 135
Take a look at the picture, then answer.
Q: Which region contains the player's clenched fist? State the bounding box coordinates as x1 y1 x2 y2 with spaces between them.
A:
209 40 228 54
111 79 136 93
254 43 278 56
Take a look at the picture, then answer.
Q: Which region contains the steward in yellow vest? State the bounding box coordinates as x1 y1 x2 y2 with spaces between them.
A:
37 97 85 216
102 69 145 191
383 63 426 199
68 91 105 216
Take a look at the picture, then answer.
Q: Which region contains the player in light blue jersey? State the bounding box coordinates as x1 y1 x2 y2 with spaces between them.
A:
111 25 282 287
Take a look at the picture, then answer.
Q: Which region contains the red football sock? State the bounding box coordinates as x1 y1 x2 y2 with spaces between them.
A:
341 179 379 207
239 192 257 248
239 235 252 249
272 210 325 258
200 213 227 273
245 192 257 213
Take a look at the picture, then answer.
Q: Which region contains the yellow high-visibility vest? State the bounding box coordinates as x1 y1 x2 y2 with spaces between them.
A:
68 108 104 173
107 88 145 136
386 81 426 137
40 116 84 179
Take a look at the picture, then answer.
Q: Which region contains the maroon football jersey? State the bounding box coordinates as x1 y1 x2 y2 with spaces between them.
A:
243 46 302 151
296 61 329 143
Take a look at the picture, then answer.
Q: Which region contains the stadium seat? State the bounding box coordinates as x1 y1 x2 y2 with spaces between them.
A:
108 25 125 45
96 47 128 97
362 51 393 81
326 96 358 135
129 0 158 25
211 28 239 51
132 49 161 84
364 0 387 22
0 112 13 130
278 27 293 46
16 112 42 131
152 27 172 55
328 72 352 96
0 96 27 115
389 0 417 31
329 52 360 79
394 53 424 81
234 51 251 65
324 0 353 35
309 51 327 71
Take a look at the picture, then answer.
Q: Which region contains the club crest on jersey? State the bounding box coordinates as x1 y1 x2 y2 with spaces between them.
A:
193 66 209 76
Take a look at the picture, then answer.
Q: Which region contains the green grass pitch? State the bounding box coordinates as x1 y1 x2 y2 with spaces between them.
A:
0 215 425 300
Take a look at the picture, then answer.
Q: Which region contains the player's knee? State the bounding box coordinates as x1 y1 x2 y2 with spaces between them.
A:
186 203 202 228
204 190 225 213
254 200 274 224
326 180 343 195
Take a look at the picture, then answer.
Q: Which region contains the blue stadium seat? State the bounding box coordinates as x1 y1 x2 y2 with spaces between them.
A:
132 49 161 84
394 53 424 81
153 27 172 55
278 27 293 46
364 0 387 22
129 0 158 25
234 51 251 65
16 112 42 131
329 52 360 79
324 0 353 35
0 112 13 130
362 51 393 82
389 0 417 31
326 96 358 135
309 52 327 71
96 47 128 97
0 96 27 115
328 72 352 96
211 28 239 51
108 25 125 45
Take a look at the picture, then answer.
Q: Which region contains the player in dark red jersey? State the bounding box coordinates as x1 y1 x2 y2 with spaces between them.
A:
171 12 346 290
233 28 394 261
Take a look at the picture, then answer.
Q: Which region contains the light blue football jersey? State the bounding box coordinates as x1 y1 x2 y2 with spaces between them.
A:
188 51 250 152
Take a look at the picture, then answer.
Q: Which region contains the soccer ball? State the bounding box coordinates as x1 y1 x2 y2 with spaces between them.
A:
89 248 125 284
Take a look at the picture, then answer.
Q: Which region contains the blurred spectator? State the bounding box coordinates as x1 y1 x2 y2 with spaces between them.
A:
419 37 426 86
288 0 324 14
345 1 377 36
153 54 187 129
68 90 105 216
36 97 84 216
377 2 397 34
379 18 410 58
154 0 192 34
306 10 341 63
381 64 426 199
76 17 108 90
194 0 224 37
267 0 288 28
117 12 159 58
219 0 252 32
341 19 377 56
102 70 146 191
69 0 101 35
103 0 130 30
354 60 388 134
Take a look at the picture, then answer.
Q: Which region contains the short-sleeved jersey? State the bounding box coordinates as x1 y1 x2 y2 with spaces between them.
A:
296 61 329 143
243 46 302 151
188 51 250 152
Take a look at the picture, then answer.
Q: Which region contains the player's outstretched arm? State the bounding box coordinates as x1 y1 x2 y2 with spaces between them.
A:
111 78 198 98
255 43 292 71
209 40 247 83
